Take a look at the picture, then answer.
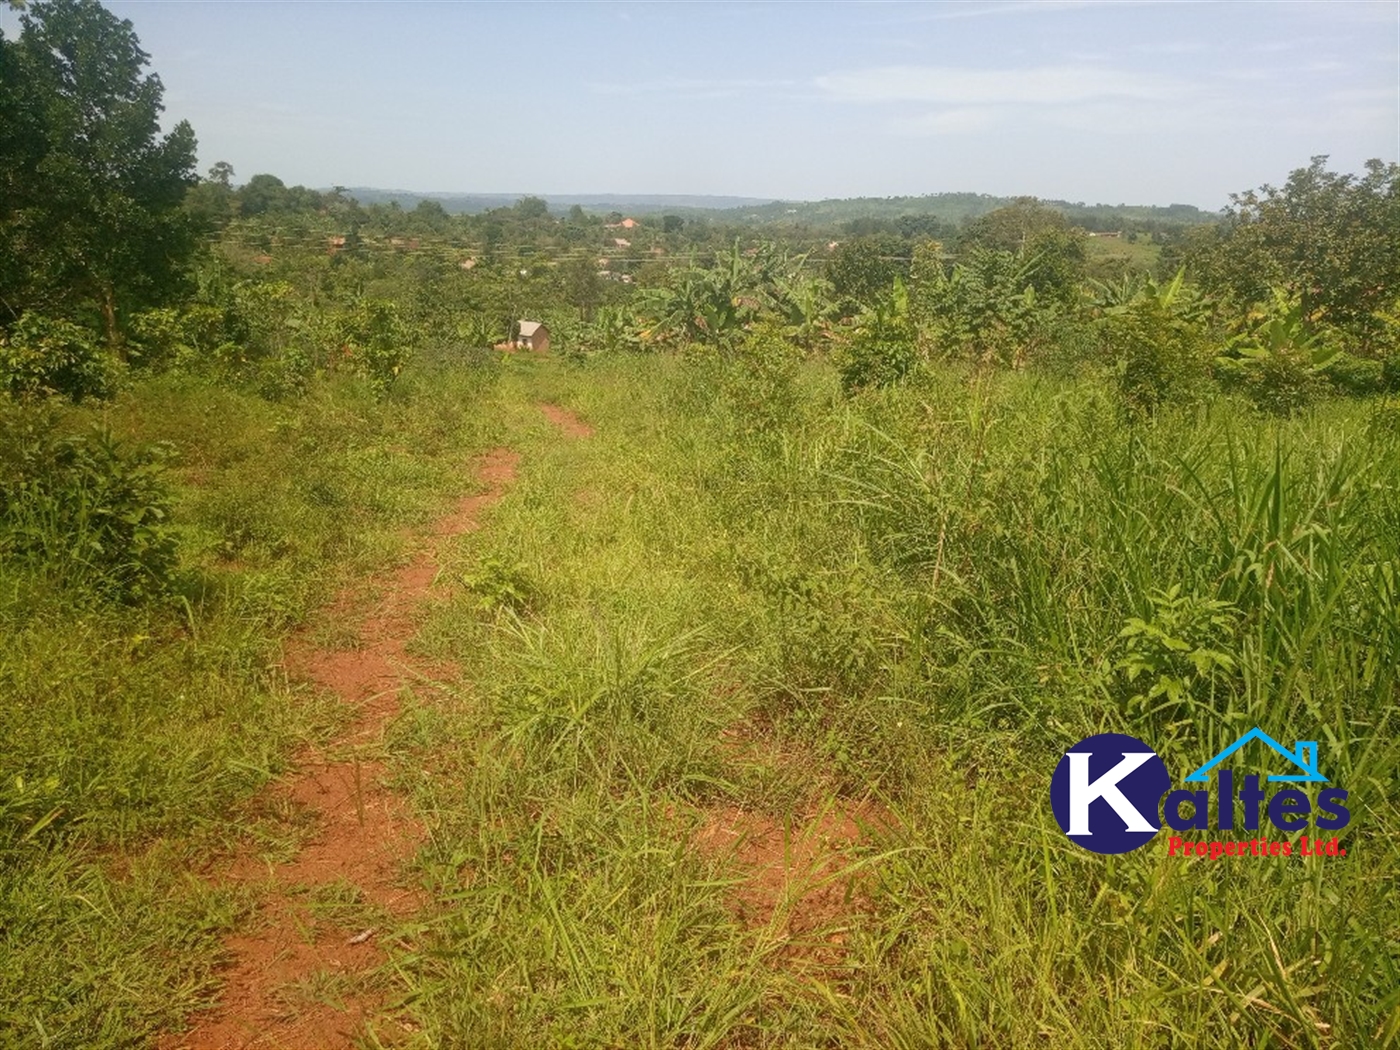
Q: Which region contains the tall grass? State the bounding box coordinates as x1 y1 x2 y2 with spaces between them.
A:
389 355 1397 1047
5 346 1394 1046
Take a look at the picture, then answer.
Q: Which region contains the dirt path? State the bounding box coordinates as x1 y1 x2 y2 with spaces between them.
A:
164 448 519 1050
538 402 595 438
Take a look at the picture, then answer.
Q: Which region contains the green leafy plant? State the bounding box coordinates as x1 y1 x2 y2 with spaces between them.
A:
836 277 918 392
340 297 411 396
1115 586 1240 722
0 312 116 403
461 555 540 615
1217 289 1338 414
0 410 177 601
1100 270 1214 415
914 247 1063 368
714 322 804 434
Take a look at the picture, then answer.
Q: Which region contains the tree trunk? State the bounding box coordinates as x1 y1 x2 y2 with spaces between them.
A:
100 283 120 354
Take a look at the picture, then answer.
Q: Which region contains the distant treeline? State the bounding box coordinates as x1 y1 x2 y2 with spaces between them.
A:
717 193 1217 237
331 186 1217 237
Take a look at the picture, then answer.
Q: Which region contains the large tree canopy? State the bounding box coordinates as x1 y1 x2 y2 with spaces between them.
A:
0 0 198 343
1187 156 1400 345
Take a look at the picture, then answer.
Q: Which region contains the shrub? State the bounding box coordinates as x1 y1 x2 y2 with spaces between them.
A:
714 323 804 434
126 305 229 373
0 409 177 601
1215 290 1337 415
1325 352 1388 397
913 247 1066 369
1114 586 1241 726
0 313 116 403
340 298 411 396
837 279 917 393
1100 274 1213 416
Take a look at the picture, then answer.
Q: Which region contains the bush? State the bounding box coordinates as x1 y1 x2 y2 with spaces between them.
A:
1385 353 1400 393
340 298 411 396
1100 279 1213 416
1102 300 1211 416
837 280 918 393
126 305 229 373
0 408 178 601
714 323 804 434
1325 352 1388 397
1214 291 1338 415
0 313 117 403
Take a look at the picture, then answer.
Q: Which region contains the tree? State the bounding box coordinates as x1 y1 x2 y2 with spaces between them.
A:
825 235 905 314
1188 157 1400 349
184 161 236 231
0 0 199 345
411 197 450 233
957 198 1086 304
563 255 603 321
238 173 290 216
515 196 549 220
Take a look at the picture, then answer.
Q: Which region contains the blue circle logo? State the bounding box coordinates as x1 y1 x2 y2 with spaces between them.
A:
1050 733 1170 854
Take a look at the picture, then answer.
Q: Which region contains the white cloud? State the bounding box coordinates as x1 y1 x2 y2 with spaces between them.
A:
588 77 799 100
886 107 1002 136
815 65 1190 106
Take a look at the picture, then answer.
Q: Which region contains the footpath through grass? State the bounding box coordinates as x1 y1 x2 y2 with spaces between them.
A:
2 348 1396 1048
0 349 505 1047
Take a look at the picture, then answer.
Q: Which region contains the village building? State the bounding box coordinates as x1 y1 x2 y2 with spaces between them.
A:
516 320 550 353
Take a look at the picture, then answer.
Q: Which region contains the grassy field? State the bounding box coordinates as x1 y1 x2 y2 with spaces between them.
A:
2 349 1397 1047
0 349 505 1045
378 355 1397 1048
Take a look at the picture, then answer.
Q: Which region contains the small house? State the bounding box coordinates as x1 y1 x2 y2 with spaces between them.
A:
516 320 550 353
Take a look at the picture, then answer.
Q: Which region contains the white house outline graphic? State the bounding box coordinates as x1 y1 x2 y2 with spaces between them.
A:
1183 727 1327 784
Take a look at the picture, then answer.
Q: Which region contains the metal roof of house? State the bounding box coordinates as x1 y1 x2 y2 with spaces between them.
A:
518 320 545 337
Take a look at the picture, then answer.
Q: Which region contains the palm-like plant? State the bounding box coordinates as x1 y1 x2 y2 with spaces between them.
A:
1217 289 1339 413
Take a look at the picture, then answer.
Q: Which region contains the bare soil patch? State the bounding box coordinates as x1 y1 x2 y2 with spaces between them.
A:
696 799 893 968
698 718 897 970
538 402 595 438
164 448 519 1050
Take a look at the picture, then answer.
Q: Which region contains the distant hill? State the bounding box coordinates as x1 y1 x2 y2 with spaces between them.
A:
337 187 1219 231
340 188 777 216
713 193 1218 231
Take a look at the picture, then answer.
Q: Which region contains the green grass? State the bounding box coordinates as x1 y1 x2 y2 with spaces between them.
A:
0 352 505 1047
1084 233 1163 278
3 347 1396 1047
380 354 1397 1048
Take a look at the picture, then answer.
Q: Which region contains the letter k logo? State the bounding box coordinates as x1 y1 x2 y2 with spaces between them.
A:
1050 733 1171 854
1066 752 1157 835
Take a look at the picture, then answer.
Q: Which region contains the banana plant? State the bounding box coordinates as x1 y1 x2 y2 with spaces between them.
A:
1222 288 1338 372
1216 288 1339 413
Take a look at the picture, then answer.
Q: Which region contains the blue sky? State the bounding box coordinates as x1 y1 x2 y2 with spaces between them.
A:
5 1 1397 207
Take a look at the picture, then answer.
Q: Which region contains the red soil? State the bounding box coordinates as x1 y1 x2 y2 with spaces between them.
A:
538 403 595 438
695 800 894 966
163 447 519 1050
